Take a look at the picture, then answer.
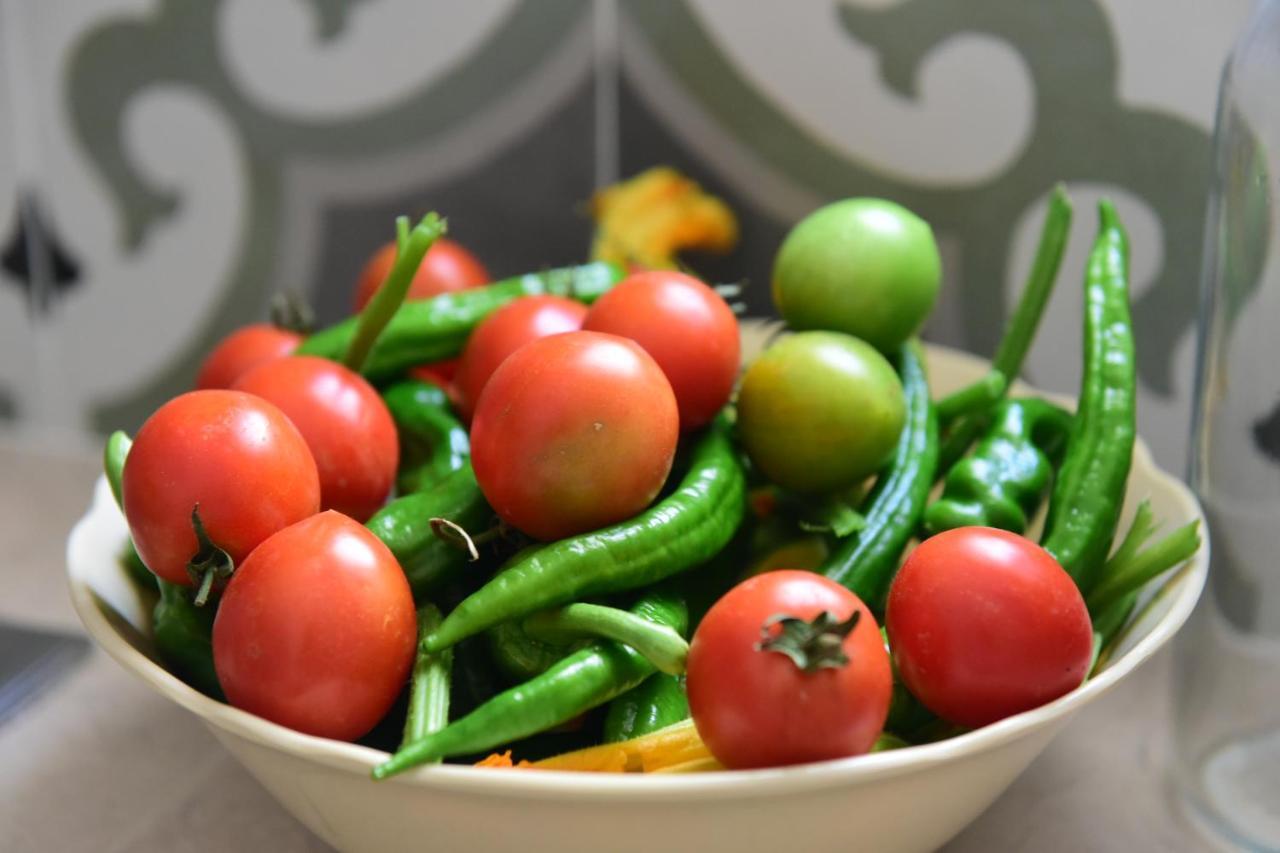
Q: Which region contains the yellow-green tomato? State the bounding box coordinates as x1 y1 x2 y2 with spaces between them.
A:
738 332 905 493
772 198 941 353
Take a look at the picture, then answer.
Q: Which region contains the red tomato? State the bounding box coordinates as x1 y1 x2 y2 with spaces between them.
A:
122 390 320 586
470 330 678 540
453 295 588 420
687 570 891 769
194 324 300 390
886 527 1093 728
408 358 459 389
212 511 417 741
583 270 739 431
234 356 398 522
353 237 488 311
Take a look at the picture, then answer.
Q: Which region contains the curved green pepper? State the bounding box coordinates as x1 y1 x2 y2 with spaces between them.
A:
297 262 624 381
381 380 470 494
365 463 491 600
924 397 1072 536
153 578 223 700
822 341 938 612
373 591 687 778
603 673 689 743
1042 201 1136 593
423 419 745 652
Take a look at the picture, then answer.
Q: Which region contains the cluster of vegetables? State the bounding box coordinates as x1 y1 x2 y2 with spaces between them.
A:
104 173 1201 778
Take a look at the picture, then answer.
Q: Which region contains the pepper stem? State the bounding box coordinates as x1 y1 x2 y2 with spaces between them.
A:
523 603 690 676
756 609 862 673
186 504 235 607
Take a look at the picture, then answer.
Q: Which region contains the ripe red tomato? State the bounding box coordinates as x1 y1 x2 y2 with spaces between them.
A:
470 330 678 540
212 511 417 741
886 527 1093 728
453 295 588 420
194 324 300 390
353 237 488 311
233 356 398 522
687 570 891 769
583 270 739 431
122 390 320 586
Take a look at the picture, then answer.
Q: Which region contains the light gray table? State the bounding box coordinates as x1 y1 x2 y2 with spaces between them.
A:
0 441 1209 852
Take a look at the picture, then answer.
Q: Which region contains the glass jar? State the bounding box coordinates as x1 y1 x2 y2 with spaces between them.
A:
1175 1 1280 848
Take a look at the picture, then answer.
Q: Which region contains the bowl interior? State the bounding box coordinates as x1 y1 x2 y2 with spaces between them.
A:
66 340 1208 797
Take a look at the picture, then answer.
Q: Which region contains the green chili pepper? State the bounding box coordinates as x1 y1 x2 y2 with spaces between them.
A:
402 604 451 751
821 341 937 612
1041 201 1136 593
940 186 1072 470
381 380 470 494
365 463 491 600
344 214 445 373
422 419 745 652
603 673 689 743
297 262 624 381
924 398 1072 536
104 432 157 594
936 370 1007 428
153 578 223 700
373 591 687 778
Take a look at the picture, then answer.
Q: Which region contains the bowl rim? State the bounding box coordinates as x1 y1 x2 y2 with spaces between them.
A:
66 345 1209 802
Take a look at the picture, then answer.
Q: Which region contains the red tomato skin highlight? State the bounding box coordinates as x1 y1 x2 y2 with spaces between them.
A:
454 295 588 421
122 390 321 586
687 570 892 769
212 512 417 741
583 270 740 431
234 356 398 522
469 330 678 541
195 324 300 390
353 237 488 311
886 526 1094 728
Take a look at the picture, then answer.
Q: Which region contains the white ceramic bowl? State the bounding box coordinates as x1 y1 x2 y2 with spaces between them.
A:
67 344 1207 853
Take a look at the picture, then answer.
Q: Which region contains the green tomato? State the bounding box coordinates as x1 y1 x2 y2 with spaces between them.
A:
737 331 905 494
772 198 941 353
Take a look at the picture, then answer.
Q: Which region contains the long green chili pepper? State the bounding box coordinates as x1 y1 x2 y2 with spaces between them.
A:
297 262 624 381
521 603 689 676
1041 200 1136 593
344 213 445 373
365 464 491 600
104 430 131 507
924 398 1072 536
423 419 745 652
603 673 689 743
821 341 937 612
936 370 1007 427
153 578 223 699
402 604 451 750
381 380 470 494
373 591 687 778
940 186 1072 470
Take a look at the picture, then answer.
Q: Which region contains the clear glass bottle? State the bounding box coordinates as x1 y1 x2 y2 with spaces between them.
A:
1175 1 1280 848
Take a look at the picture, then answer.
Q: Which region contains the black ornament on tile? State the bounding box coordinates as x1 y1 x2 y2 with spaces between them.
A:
1 194 82 313
1251 398 1280 465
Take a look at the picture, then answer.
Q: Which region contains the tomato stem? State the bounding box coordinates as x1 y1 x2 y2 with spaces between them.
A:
756 610 862 673
186 504 235 607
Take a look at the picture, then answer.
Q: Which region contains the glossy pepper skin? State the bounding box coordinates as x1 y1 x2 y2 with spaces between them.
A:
296 262 624 381
924 397 1072 536
603 673 689 742
373 591 688 778
1041 201 1136 593
365 463 491 601
821 341 938 613
380 380 470 495
423 418 745 652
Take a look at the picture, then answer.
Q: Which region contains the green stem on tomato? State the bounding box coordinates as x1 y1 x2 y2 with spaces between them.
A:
936 370 1007 428
343 212 446 373
522 603 690 676
939 185 1072 470
402 604 452 750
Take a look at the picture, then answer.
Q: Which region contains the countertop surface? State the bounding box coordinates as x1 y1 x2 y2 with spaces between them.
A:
0 441 1211 852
